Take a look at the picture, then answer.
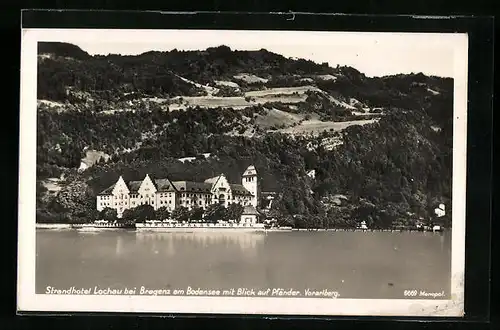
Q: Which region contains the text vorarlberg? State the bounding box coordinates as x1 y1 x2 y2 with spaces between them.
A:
45 286 340 298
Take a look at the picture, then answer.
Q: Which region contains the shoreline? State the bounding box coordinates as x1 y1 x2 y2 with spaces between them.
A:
35 223 73 229
36 223 447 233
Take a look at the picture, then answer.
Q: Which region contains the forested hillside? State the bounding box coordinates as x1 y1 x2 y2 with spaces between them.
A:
36 42 453 229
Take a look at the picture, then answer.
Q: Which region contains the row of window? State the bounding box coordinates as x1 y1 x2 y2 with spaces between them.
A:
101 198 252 209
180 200 205 206
103 188 255 199
101 193 254 204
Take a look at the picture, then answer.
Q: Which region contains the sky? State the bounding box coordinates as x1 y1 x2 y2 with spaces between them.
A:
32 29 467 78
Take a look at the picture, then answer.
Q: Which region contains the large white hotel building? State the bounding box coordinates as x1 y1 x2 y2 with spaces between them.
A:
96 165 261 218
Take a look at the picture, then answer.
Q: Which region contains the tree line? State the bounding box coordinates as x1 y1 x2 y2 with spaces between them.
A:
43 202 247 225
37 105 452 229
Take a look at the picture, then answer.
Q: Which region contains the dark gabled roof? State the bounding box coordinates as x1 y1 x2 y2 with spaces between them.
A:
204 173 225 188
127 180 142 193
154 178 177 192
229 184 253 196
98 184 115 195
97 172 254 196
172 181 212 193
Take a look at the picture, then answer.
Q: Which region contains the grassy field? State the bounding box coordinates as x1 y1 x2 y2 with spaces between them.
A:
254 108 306 129
275 118 379 135
41 178 64 193
37 99 66 111
252 94 307 104
233 73 268 84
79 150 111 170
166 86 320 110
315 74 338 81
214 80 240 88
168 96 252 110
244 85 321 97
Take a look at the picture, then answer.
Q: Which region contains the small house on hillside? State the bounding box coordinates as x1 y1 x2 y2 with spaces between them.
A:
240 205 260 225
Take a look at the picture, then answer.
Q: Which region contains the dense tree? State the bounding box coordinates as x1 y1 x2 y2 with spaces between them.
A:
155 206 171 221
121 204 156 223
189 207 204 221
171 206 190 222
225 203 244 221
100 207 117 221
135 204 156 221
204 204 226 223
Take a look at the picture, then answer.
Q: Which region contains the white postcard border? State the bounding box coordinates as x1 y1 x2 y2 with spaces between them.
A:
18 28 468 317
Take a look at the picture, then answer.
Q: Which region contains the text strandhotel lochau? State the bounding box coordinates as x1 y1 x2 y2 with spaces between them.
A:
96 165 261 220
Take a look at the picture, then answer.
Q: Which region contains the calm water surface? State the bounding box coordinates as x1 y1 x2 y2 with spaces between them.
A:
36 230 451 299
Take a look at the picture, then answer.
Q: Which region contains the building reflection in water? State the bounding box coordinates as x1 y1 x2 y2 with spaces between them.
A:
115 235 124 256
440 232 445 252
135 231 266 257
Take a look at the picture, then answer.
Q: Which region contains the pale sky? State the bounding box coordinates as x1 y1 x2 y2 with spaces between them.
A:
32 29 467 78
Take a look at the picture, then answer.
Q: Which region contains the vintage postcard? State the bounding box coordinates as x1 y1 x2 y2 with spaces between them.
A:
18 28 467 316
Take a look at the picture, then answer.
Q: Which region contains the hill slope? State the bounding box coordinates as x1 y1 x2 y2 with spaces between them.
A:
35 42 453 229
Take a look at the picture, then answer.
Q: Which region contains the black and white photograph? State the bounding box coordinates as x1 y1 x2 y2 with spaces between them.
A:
18 28 467 316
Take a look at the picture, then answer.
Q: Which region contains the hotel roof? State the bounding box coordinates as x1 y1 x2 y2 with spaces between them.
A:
98 168 256 196
242 165 257 177
127 180 142 193
98 184 115 195
229 184 253 196
172 181 212 193
153 178 177 192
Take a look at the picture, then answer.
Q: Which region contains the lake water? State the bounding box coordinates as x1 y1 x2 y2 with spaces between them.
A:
36 229 451 299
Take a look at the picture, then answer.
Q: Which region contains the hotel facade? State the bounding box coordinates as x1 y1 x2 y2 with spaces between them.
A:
96 165 261 219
